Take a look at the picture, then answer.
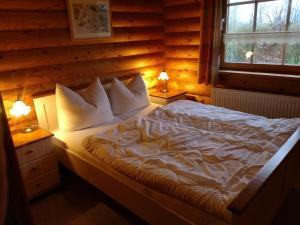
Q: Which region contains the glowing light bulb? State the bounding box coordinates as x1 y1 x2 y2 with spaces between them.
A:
157 72 169 81
158 71 169 93
10 100 31 118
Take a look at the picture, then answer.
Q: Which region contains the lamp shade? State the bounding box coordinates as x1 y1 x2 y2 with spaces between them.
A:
10 100 31 118
157 71 169 81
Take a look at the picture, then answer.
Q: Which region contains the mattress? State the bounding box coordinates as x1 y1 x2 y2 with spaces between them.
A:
53 103 159 154
82 100 300 222
53 100 300 223
52 102 230 225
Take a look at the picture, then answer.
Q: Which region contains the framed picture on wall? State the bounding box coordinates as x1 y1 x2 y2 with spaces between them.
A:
67 0 112 40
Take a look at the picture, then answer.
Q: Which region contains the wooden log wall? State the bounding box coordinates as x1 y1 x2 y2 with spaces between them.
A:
1 0 216 128
0 0 164 127
163 0 211 102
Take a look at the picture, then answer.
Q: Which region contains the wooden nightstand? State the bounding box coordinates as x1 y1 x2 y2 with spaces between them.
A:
149 89 186 105
12 128 60 199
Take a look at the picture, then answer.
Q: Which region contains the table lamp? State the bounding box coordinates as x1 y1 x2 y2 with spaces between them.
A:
158 71 169 93
10 99 35 133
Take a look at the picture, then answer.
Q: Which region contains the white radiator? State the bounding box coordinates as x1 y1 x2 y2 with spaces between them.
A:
212 88 300 118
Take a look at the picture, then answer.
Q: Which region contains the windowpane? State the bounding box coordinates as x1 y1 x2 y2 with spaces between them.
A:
227 4 254 33
228 0 251 3
225 42 253 63
223 0 300 69
256 0 289 32
253 43 284 64
290 0 300 31
285 43 300 65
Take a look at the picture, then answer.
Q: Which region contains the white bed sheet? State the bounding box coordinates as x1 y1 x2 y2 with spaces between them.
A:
52 102 229 225
53 103 160 152
82 100 300 221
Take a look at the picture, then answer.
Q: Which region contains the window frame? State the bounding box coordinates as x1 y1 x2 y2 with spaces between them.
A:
220 0 300 75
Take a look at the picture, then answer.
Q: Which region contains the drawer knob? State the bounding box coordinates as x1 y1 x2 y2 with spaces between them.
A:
26 150 34 155
31 167 37 172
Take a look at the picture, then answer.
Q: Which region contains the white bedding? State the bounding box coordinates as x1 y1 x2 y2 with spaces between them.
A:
54 103 160 152
82 100 300 222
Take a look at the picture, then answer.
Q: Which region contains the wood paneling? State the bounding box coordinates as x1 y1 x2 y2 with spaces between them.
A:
0 28 164 51
164 3 202 20
165 58 198 71
0 11 68 31
165 18 201 33
0 0 164 127
165 46 199 58
0 0 65 11
0 54 163 91
112 13 163 27
165 32 200 46
0 0 162 13
164 0 201 7
3 64 163 127
0 12 163 31
163 0 211 98
0 41 164 72
1 0 215 128
169 80 211 96
111 0 163 13
167 69 199 83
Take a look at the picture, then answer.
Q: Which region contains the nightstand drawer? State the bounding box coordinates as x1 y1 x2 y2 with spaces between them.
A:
16 138 52 164
25 175 48 198
21 160 43 181
20 154 57 181
25 170 59 199
13 128 59 199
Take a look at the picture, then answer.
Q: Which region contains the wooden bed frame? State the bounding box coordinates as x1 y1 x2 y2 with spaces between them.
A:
33 89 300 225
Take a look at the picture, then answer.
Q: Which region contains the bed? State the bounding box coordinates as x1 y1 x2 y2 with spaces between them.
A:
33 93 300 225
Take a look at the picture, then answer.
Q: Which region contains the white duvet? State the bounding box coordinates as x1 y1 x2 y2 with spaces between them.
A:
83 100 300 222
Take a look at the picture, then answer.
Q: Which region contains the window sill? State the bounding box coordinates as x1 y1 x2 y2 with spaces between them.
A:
219 70 300 80
217 70 300 96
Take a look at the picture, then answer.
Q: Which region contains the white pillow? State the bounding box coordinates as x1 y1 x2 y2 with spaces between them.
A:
56 79 113 131
109 75 150 115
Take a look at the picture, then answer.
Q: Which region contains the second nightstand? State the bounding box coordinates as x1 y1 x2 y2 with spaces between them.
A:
12 128 60 199
149 89 186 105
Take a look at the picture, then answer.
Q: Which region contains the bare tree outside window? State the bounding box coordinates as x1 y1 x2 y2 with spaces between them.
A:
224 0 300 66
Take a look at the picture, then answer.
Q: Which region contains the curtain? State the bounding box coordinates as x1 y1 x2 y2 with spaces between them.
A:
0 93 34 225
199 0 222 84
0 123 7 225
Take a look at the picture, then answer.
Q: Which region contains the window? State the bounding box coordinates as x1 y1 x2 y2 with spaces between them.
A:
221 0 300 74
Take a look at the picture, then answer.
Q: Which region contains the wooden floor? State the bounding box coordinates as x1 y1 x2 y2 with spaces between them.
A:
30 169 147 225
30 168 300 225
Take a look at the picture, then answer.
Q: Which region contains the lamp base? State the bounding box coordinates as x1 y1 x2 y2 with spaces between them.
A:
20 125 38 133
160 89 169 93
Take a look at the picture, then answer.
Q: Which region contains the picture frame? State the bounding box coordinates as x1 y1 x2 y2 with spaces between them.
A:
66 0 112 40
